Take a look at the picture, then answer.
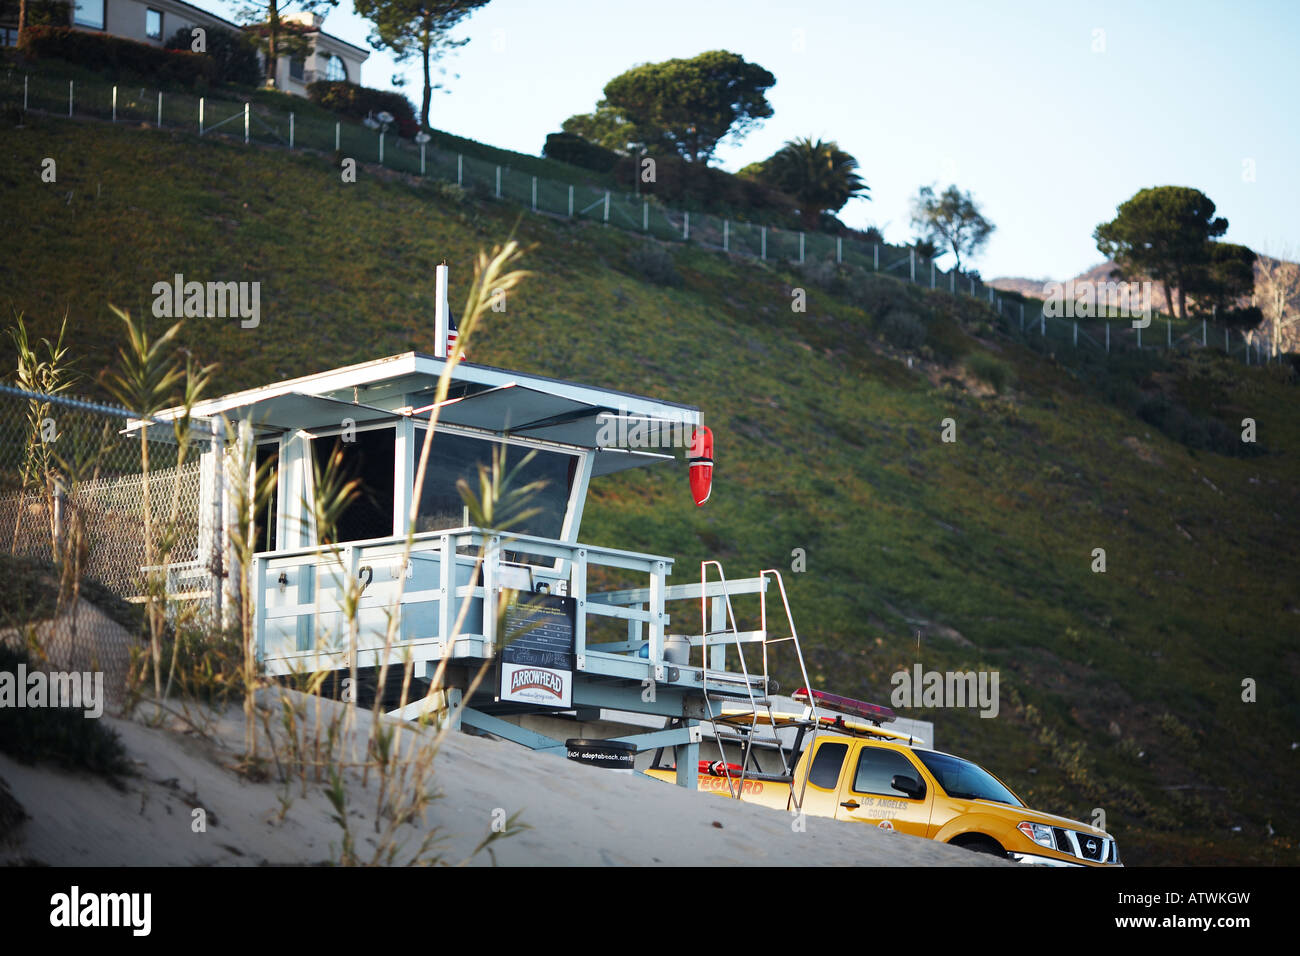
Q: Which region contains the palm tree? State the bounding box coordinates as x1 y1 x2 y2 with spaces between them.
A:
751 137 869 230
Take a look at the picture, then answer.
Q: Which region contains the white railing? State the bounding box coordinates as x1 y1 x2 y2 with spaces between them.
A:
251 526 673 677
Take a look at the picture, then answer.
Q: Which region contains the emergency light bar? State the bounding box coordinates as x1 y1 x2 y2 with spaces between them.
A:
793 688 897 724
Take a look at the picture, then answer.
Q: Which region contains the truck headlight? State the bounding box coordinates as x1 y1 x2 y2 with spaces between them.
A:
1017 821 1055 849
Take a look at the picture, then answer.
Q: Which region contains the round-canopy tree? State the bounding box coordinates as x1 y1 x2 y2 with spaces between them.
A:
1093 185 1229 320
561 50 775 165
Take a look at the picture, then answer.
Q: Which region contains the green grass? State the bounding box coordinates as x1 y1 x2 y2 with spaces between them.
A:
1 116 1298 865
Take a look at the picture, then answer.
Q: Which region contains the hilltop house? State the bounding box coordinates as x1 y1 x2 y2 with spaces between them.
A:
3 0 368 94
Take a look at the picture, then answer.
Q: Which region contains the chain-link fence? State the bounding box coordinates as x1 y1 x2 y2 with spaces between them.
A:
0 384 217 705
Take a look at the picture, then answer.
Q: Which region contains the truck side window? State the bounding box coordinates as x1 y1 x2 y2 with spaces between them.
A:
808 742 848 790
853 748 924 798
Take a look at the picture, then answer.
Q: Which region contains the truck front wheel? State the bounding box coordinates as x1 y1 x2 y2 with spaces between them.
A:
949 834 1007 859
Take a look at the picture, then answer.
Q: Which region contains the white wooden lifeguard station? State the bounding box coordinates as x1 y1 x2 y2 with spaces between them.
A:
133 271 847 789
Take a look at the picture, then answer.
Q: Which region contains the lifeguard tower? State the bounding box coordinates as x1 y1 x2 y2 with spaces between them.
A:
136 273 838 791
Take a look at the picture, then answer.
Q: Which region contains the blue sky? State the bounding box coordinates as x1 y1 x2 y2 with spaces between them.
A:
211 0 1299 280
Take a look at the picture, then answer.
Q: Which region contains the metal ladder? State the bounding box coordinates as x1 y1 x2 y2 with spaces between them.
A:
697 561 822 811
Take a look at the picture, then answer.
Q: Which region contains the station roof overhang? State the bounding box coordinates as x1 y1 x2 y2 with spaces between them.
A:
129 352 696 474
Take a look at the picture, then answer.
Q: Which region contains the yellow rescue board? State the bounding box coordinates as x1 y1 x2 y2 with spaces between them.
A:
715 707 925 745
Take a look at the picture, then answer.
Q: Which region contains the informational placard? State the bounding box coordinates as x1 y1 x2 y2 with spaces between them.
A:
498 593 576 708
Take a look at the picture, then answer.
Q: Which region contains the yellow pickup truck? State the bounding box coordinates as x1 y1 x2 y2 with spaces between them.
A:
646 698 1121 867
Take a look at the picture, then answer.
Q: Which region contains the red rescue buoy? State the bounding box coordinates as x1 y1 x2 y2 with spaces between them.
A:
688 426 713 506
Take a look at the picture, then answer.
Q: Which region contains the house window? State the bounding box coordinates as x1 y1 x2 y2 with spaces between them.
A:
73 0 105 29
145 9 162 40
289 57 304 82
324 54 346 82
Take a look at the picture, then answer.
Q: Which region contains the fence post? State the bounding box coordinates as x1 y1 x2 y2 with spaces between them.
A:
23 74 27 111
495 166 501 198
1041 310 1045 335
420 142 426 175
157 91 162 127
568 184 574 217
603 191 610 222
643 201 649 231
379 131 384 164
199 97 205 135
910 249 915 282
1106 322 1110 353
799 232 805 263
950 270 954 294
531 175 537 212
68 79 73 117
335 122 340 151
244 102 250 145
1202 319 1207 347
289 112 294 150
761 227 767 260
112 85 117 122
457 153 463 186
874 244 879 271
970 277 975 295
723 219 729 252
1073 321 1078 346
930 259 935 289
1137 325 1142 350
1166 318 1171 348
836 236 842 264
52 480 64 553
684 212 690 241
1225 328 1229 353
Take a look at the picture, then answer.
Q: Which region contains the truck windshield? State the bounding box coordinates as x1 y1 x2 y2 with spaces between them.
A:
914 751 1023 807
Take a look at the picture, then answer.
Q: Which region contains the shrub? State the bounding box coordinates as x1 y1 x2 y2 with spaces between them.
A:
627 241 682 287
18 25 216 88
165 25 260 87
307 80 419 138
799 258 841 293
846 270 918 320
881 310 926 350
965 352 1015 393
543 131 618 172
0 644 131 781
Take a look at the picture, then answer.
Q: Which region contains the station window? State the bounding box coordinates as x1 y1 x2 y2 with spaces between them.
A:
324 54 347 82
252 441 280 553
289 57 305 82
311 427 396 544
146 9 162 40
412 428 576 542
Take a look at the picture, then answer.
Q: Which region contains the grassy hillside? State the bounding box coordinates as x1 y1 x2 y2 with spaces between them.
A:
2 115 1298 865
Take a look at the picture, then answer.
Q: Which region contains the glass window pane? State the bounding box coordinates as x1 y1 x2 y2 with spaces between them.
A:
413 429 575 542
146 9 162 39
852 747 921 797
807 742 848 790
73 0 104 29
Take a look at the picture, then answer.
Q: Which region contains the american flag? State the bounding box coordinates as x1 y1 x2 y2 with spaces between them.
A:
446 308 460 357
